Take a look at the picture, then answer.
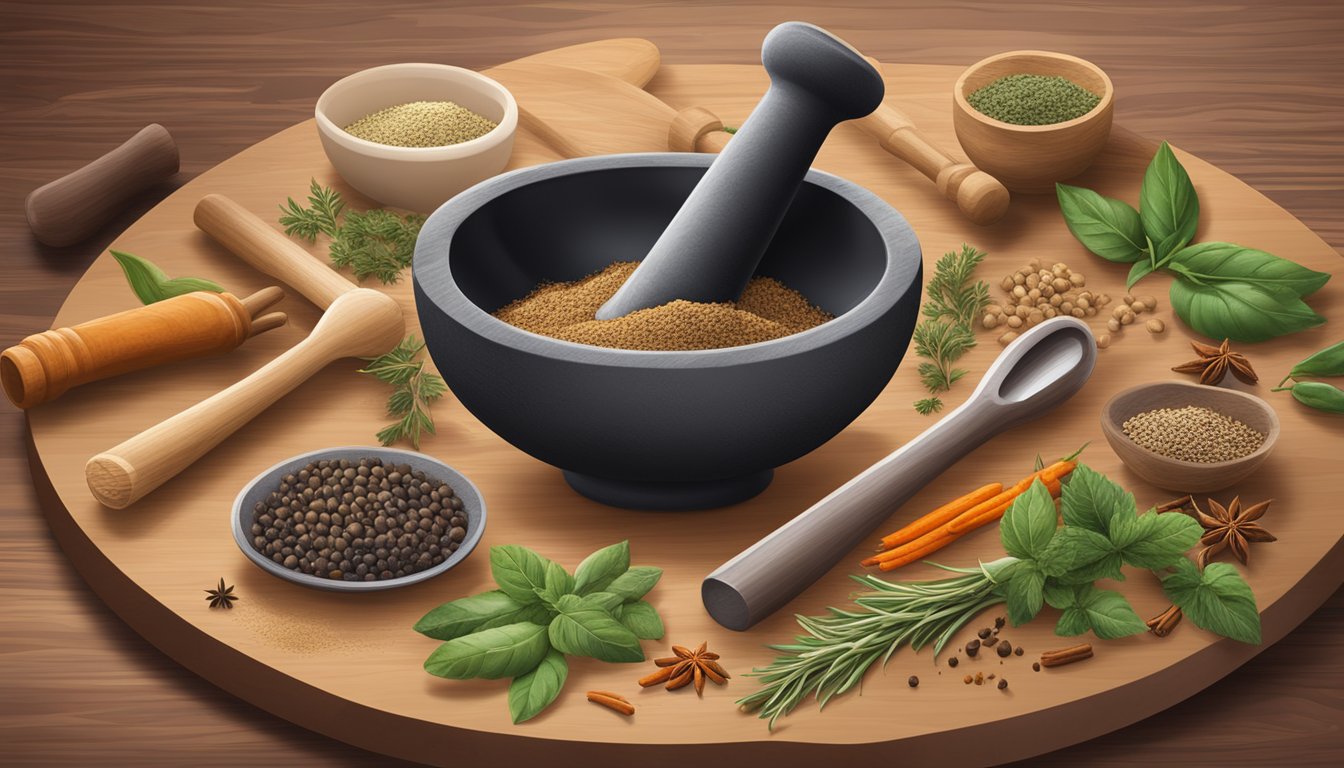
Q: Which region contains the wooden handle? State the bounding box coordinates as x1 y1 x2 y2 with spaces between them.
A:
668 106 732 153
194 193 354 309
858 103 1010 225
85 288 404 509
1 290 280 409
25 124 179 247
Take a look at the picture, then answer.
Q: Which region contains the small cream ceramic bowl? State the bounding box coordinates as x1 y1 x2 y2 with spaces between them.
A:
315 63 518 212
953 50 1113 194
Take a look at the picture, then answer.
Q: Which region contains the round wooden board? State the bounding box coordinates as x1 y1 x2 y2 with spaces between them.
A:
25 63 1344 767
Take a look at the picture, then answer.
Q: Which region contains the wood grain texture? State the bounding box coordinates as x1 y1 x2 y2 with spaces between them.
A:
1 2 1341 766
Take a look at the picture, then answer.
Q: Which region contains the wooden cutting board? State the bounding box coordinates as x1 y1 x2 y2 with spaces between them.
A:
24 62 1343 767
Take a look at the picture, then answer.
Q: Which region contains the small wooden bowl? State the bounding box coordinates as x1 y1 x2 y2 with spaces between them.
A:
953 50 1114 193
1101 381 1279 493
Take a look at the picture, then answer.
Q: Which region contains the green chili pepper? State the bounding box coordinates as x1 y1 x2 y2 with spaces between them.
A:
1273 380 1344 413
1282 340 1344 385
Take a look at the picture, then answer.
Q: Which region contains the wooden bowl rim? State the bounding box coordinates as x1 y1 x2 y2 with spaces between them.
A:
953 49 1115 133
1100 380 1281 469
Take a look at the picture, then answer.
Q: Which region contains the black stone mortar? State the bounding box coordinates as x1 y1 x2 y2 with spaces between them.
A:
413 153 922 510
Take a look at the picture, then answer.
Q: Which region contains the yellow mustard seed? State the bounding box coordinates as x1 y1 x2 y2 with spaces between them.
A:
343 100 497 148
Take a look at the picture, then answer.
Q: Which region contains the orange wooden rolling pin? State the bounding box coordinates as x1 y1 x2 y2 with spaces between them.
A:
1 287 285 409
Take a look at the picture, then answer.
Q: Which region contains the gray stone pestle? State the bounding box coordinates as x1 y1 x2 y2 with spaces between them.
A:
594 22 885 320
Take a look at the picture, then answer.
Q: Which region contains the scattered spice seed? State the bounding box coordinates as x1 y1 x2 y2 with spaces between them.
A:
994 616 1006 630
965 639 980 657
1039 643 1094 668
1014 646 1024 656
908 675 919 688
974 672 985 686
587 690 635 716
204 578 237 609
987 673 995 680
996 641 1012 658
1033 662 1041 672
963 674 973 685
977 627 993 639
998 678 1009 690
947 656 959 668
1122 406 1265 463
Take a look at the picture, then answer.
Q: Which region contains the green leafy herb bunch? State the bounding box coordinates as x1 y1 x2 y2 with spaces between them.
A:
279 179 426 284
739 463 1261 728
912 244 991 415
415 540 664 724
1057 142 1329 342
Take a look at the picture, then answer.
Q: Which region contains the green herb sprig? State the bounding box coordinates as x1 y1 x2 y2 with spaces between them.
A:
415 540 664 724
110 250 225 305
280 179 425 285
1273 339 1344 413
359 335 447 449
1057 142 1329 342
912 244 990 414
739 462 1261 728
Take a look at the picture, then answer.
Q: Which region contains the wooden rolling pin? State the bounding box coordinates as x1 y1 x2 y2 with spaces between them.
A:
26 124 180 247
2 287 285 409
85 194 405 509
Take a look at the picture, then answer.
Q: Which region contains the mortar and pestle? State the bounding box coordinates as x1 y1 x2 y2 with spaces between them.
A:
415 22 921 510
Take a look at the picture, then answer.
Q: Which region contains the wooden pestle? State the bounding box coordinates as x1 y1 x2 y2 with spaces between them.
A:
84 194 405 509
26 124 181 247
595 22 885 320
2 287 285 409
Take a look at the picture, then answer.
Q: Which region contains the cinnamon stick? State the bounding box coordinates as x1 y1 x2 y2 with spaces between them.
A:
1039 643 1093 667
586 691 634 716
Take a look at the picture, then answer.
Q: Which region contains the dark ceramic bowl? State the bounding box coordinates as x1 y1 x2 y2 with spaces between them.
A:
232 447 486 591
413 153 921 510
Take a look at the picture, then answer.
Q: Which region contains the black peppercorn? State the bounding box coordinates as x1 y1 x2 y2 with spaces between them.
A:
966 639 980 657
997 641 1012 657
977 627 992 639
998 678 1008 690
907 675 919 688
948 656 959 668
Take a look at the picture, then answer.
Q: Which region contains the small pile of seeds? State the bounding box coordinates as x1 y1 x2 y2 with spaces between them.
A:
968 74 1101 126
249 457 468 582
1122 406 1266 463
493 261 832 351
1101 293 1165 347
343 100 497 148
982 258 1111 346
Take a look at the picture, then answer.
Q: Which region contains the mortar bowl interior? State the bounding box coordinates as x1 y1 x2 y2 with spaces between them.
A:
414 153 922 510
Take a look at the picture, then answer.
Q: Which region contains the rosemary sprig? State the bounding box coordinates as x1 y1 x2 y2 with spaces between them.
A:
279 180 425 285
738 559 1014 729
912 244 989 413
359 335 447 449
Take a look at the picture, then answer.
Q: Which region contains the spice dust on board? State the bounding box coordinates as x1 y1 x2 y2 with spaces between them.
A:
494 261 833 351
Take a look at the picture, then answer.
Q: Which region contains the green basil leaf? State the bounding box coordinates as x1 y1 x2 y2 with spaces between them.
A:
1060 464 1134 535
1056 184 1148 263
1170 276 1325 342
537 560 575 606
604 566 663 602
1286 381 1344 413
1062 585 1147 640
508 648 568 724
1115 510 1203 570
1167 241 1330 298
1126 259 1157 290
573 541 630 595
1000 479 1057 560
1162 559 1261 644
414 590 528 640
547 594 644 663
1043 580 1079 610
618 599 665 640
477 602 555 632
1041 527 1123 583
584 591 624 612
1289 340 1344 379
490 545 552 604
1151 228 1193 269
1055 606 1093 637
1139 142 1199 261
423 621 551 680
110 250 225 305
1002 560 1045 626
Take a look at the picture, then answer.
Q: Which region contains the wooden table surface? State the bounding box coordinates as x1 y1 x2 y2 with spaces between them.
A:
1 2 1340 765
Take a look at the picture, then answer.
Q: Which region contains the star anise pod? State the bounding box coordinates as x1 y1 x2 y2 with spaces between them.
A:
205 578 238 609
1194 496 1276 566
639 641 730 695
1172 338 1258 386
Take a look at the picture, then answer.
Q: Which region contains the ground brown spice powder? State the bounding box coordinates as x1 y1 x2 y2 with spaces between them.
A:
493 261 833 351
